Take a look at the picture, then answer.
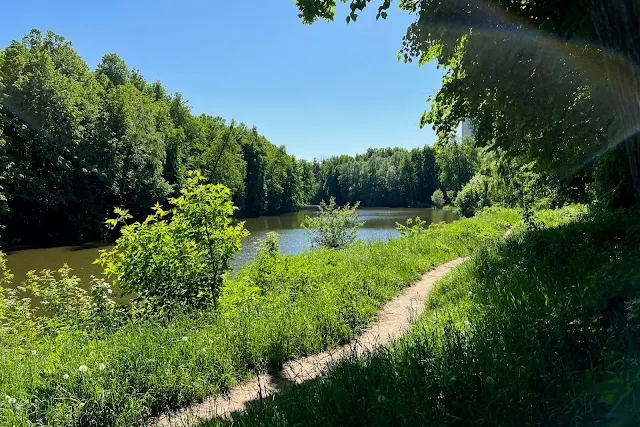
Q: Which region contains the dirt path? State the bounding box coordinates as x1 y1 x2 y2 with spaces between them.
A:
152 257 468 427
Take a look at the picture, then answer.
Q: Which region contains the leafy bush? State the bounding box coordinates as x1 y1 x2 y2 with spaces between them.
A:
395 217 428 237
302 197 364 249
446 189 456 203
0 256 120 348
453 173 489 217
431 189 445 208
96 171 248 312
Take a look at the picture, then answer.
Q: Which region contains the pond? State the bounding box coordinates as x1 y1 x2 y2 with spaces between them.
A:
4 207 458 289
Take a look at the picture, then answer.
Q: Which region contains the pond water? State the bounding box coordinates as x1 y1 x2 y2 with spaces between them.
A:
4 207 458 289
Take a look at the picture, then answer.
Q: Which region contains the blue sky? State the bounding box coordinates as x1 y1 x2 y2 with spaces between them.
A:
0 1 444 160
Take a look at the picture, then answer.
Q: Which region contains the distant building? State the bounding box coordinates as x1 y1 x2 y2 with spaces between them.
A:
461 119 475 138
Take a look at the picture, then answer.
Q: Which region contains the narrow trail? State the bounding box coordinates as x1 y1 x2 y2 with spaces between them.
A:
153 257 468 427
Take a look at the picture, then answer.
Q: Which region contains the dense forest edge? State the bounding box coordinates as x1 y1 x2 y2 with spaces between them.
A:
0 29 316 249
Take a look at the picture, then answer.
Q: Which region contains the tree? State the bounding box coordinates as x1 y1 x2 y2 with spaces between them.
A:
302 197 364 249
99 83 171 214
454 174 489 217
295 0 640 207
435 136 479 193
96 53 128 87
97 171 248 312
431 189 445 208
313 146 443 208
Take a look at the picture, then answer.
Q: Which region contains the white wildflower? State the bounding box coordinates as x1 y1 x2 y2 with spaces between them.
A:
182 336 188 342
463 320 471 327
63 374 70 380
78 365 88 373
30 350 37 355
468 291 473 297
6 395 17 405
98 363 106 371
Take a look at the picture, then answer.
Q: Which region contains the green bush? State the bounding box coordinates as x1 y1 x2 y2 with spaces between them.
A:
395 216 428 237
96 170 248 312
453 173 489 217
431 189 445 208
302 197 364 249
446 189 456 202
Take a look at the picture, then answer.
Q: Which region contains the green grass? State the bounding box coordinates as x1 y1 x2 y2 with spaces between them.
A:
201 206 640 427
0 208 520 426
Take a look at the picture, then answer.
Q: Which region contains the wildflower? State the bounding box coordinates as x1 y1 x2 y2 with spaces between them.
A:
468 291 474 297
98 363 106 371
5 395 17 405
182 336 188 342
63 374 70 380
30 350 37 355
377 395 386 403
78 365 89 373
463 320 471 327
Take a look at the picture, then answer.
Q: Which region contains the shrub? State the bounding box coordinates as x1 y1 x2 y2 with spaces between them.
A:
454 173 489 217
396 216 428 237
431 189 445 208
446 189 456 203
96 170 248 313
302 197 364 249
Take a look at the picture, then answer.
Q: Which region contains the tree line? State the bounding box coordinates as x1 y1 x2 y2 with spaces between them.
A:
0 30 315 248
312 135 593 215
312 140 473 207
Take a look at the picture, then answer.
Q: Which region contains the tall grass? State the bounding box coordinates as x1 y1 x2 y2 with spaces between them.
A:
0 208 519 426
202 206 640 426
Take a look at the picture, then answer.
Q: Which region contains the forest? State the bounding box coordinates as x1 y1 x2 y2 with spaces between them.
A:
0 30 315 249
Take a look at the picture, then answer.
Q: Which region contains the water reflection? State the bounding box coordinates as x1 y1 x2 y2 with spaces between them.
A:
232 207 458 269
5 207 458 288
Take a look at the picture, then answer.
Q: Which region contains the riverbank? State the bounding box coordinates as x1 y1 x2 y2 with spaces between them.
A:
4 207 458 287
1 208 513 426
202 205 640 427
